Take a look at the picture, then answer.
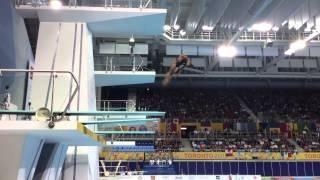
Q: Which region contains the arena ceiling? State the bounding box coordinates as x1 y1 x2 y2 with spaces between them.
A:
163 0 320 33
21 0 320 54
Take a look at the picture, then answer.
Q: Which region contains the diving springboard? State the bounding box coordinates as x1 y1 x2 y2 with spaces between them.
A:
95 71 156 86
0 121 105 146
0 110 165 117
95 131 155 134
80 118 160 125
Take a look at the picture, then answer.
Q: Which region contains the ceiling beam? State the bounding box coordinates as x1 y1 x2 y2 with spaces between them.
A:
227 0 274 45
184 0 207 33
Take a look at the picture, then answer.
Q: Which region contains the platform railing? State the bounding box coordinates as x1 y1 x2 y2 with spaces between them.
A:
96 100 135 111
0 69 79 120
16 0 154 8
94 55 148 72
164 29 320 42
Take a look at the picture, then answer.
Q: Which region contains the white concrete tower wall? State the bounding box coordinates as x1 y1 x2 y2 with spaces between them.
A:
0 0 34 109
30 22 98 180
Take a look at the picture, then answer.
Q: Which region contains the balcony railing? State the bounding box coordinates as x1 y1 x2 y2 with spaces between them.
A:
96 100 135 111
94 55 150 72
16 0 154 8
164 30 320 42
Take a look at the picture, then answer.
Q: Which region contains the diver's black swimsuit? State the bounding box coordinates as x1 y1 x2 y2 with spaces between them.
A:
175 59 187 73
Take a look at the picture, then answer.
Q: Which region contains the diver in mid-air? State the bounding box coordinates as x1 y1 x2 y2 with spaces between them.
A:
162 54 192 86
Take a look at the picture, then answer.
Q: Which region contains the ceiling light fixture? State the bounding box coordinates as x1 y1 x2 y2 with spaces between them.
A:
202 25 214 31
272 26 279 32
217 45 237 58
251 22 272 32
173 24 180 30
289 40 306 51
163 25 171 31
179 29 186 36
284 40 306 56
281 20 288 26
50 0 62 10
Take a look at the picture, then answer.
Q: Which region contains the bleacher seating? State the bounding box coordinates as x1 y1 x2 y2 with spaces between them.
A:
112 145 154 152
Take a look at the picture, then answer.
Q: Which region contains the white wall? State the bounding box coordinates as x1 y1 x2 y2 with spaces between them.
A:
0 0 34 109
0 135 25 180
0 135 44 180
30 22 99 180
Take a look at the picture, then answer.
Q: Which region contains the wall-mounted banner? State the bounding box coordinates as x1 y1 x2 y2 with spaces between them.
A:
101 175 261 180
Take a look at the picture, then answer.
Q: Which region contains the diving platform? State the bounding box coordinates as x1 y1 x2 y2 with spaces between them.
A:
95 71 156 86
0 110 165 116
0 109 164 179
0 120 105 146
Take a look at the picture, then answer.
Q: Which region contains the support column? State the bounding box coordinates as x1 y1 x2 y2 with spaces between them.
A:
0 135 44 180
30 22 99 180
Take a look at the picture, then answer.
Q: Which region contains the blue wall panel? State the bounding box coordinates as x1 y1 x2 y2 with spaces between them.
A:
222 162 231 174
197 162 205 175
255 162 264 176
280 162 289 176
305 162 314 176
247 162 255 175
238 162 248 175
230 161 238 175
272 162 281 176
297 162 305 176
188 162 197 175
205 162 213 175
104 161 320 176
213 162 222 175
313 162 320 176
264 162 273 176
289 162 297 176
180 162 188 175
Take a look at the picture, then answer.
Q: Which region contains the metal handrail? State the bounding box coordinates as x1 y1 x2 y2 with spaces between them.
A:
164 30 320 42
96 100 135 111
16 0 153 9
0 69 79 119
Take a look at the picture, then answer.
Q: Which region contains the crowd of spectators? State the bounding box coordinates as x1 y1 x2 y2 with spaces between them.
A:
136 88 320 152
240 89 320 122
294 132 320 152
155 133 182 152
137 88 251 122
191 131 296 152
138 88 320 123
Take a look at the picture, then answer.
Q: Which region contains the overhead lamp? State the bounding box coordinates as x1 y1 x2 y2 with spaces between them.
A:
163 25 171 31
217 45 237 58
304 27 312 32
281 20 288 26
129 35 135 47
272 26 279 32
202 25 214 31
50 0 62 10
179 29 186 36
264 38 273 48
284 40 306 56
173 24 180 30
284 49 294 56
180 127 187 130
289 40 306 51
251 22 272 32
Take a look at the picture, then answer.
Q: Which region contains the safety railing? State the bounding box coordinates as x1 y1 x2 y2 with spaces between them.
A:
96 100 135 111
0 69 79 120
104 133 155 140
94 55 149 72
164 30 320 42
16 0 154 8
